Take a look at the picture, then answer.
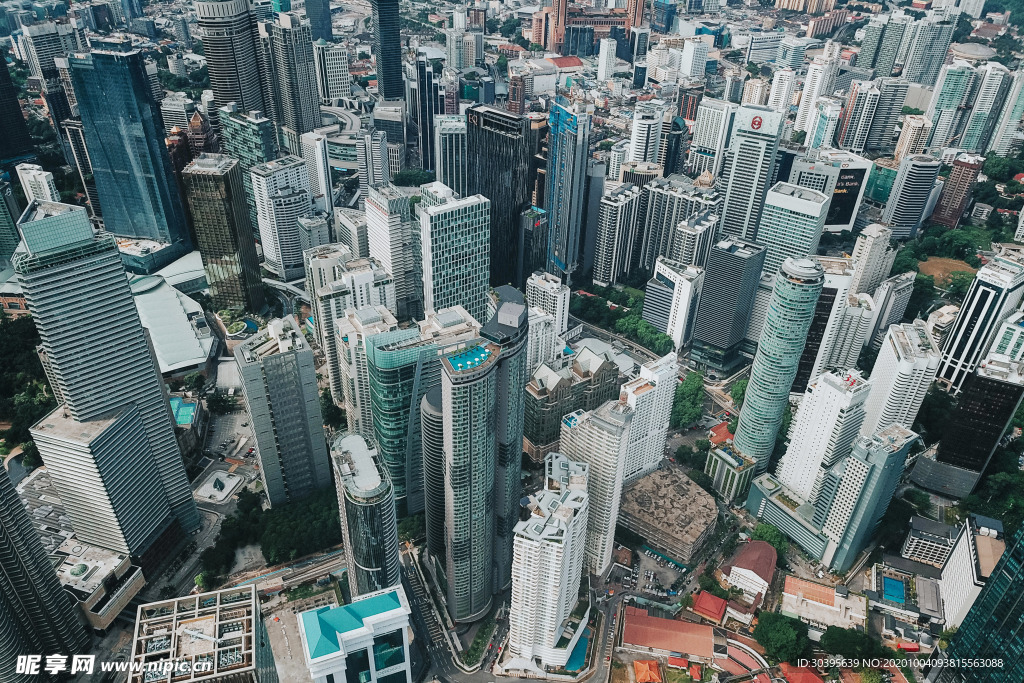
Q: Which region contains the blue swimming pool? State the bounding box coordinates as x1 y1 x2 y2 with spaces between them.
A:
565 627 591 672
883 576 906 604
244 318 259 332
169 397 197 426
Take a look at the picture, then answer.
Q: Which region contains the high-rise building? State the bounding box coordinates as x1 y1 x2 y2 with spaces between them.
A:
794 45 840 132
546 100 591 281
767 68 796 114
526 271 570 335
865 78 909 152
560 401 633 575
691 238 766 373
679 39 708 79
660 199 721 269
849 223 896 296
419 182 491 322
643 256 704 350
16 202 200 541
791 257 856 394
882 154 941 238
434 115 468 199
621 354 677 483
312 39 351 105
592 182 642 287
741 78 769 106
236 316 331 506
867 271 917 346
68 50 192 260
251 155 313 280
21 20 88 81
182 154 266 312
420 386 446 561
926 61 977 149
627 101 665 163
860 320 940 437
804 97 841 152
719 105 784 241
937 254 1024 393
597 38 617 82
756 182 830 277
304 0 332 41
0 181 19 265
776 370 871 502
836 80 880 153
895 114 933 161
962 63 1012 152
332 434 401 597
687 98 737 177
356 127 391 203
301 131 332 210
0 48 33 162
369 0 403 99
932 154 985 228
335 307 398 438
506 453 589 672
988 66 1024 158
902 14 955 87
734 258 825 472
219 103 279 230
365 183 422 321
0 465 89 681
15 163 59 203
259 13 319 151
787 150 871 233
858 14 911 77
195 0 265 113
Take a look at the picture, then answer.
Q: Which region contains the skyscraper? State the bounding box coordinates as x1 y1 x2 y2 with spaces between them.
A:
332 434 401 597
304 0 332 41
926 61 977 149
962 62 1012 152
687 97 737 177
356 127 391 202
794 45 840 132
867 272 917 346
219 103 279 230
251 155 313 280
0 48 33 163
546 99 591 281
236 316 332 506
756 182 830 277
643 257 704 350
988 66 1024 157
68 50 192 259
808 97 842 149
894 115 932 161
767 68 796 113
719 105 784 241
195 0 265 113
640 176 721 270
791 257 856 393
15 202 200 539
419 182 491 322
434 115 468 199
628 101 665 163
860 321 940 438
312 39 351 104
335 307 398 437
259 13 319 151
881 154 941 238
592 182 642 287
902 14 954 87
621 354 677 483
734 258 824 472
0 466 89 681
932 154 985 228
369 0 403 99
526 271 570 335
15 164 59 203
836 80 880 153
849 223 897 296
183 154 266 312
597 38 617 82
366 183 422 321
865 79 909 152
858 14 910 78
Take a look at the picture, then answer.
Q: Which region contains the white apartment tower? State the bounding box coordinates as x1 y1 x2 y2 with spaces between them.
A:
861 320 940 437
849 223 897 296
526 270 571 335
628 101 666 163
15 163 59 203
597 38 616 81
894 115 933 161
767 68 796 114
622 354 678 483
251 155 313 281
336 307 399 438
646 256 704 350
365 183 422 321
687 98 738 177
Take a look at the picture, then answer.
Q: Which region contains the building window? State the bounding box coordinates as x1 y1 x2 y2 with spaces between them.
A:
345 648 371 683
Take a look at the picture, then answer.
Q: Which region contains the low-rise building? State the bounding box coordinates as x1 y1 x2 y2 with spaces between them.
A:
780 575 868 632
901 516 957 568
704 444 756 504
721 540 776 599
938 514 1006 627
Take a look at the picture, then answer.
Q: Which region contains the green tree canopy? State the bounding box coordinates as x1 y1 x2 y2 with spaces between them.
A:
752 523 787 555
671 372 704 428
730 379 748 407
753 612 810 663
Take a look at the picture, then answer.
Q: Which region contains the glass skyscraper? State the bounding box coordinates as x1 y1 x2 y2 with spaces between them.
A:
370 0 403 99
220 103 280 232
545 99 591 282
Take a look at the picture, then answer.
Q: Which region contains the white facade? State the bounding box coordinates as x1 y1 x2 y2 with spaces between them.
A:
938 519 1005 628
312 39 351 104
365 183 420 320
15 164 59 203
356 129 391 204
795 46 839 132
526 271 571 335
757 182 830 277
688 98 737 177
767 68 796 114
622 354 678 484
805 257 857 386
895 115 933 161
597 38 616 82
653 256 704 350
628 101 666 164
807 98 843 152
720 105 784 241
336 307 398 439
526 307 560 374
251 155 313 281
825 293 875 370
860 320 940 437
849 223 897 296
679 39 709 78
301 131 332 209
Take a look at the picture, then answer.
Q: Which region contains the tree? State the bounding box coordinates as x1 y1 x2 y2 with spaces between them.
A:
820 626 894 660
499 16 521 38
695 438 711 453
207 393 236 415
753 612 810 664
904 274 935 321
495 54 508 73
598 140 615 151
398 514 425 542
20 441 41 470
687 470 715 495
730 379 748 407
671 372 704 428
358 51 370 60
746 62 760 76
945 271 974 301
790 130 806 144
914 387 956 444
485 18 500 33
320 388 345 430
392 169 435 186
752 523 787 555
184 371 205 394
903 488 932 515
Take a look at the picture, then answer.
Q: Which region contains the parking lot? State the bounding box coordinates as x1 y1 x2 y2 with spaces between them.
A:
205 409 256 461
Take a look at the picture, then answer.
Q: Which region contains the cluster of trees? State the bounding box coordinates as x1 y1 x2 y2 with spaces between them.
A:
320 388 345 431
752 612 810 663
729 379 748 408
671 372 704 429
398 514 425 542
569 292 674 355
392 169 435 187
959 438 1024 536
207 393 237 415
200 488 342 579
891 222 992 276
463 617 497 665
674 439 710 469
751 523 787 556
0 315 56 449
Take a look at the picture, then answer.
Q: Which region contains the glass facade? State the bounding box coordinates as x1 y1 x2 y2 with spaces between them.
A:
545 100 591 280
220 105 279 232
370 0 403 99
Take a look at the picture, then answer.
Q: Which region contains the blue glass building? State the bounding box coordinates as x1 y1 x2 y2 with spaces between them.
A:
545 99 591 282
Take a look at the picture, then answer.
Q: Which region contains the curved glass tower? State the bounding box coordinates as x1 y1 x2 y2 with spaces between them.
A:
734 258 824 472
421 386 446 563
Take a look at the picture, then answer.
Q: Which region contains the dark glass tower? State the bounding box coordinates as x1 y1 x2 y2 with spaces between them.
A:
68 50 192 254
545 99 591 282
370 0 403 99
0 466 89 682
194 0 266 113
0 49 33 163
304 0 333 41
420 387 446 561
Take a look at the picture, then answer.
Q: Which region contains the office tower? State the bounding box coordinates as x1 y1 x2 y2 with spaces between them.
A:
659 115 686 176
926 61 977 149
902 15 954 87
691 238 766 373
525 271 570 334
466 105 534 287
767 68 796 114
962 63 1012 152
0 465 89 681
61 118 102 220
795 47 840 132
333 434 401 597
335 307 398 438
365 183 422 321
355 127 390 204
627 101 665 163
937 255 1024 393
895 114 932 161
719 105 784 241
301 131 331 210
560 401 632 575
679 40 708 79
643 257 704 350
860 321 940 438
182 154 266 312
0 181 19 265
605 140 630 182
419 182 491 322
791 257 856 393
734 259 824 472
867 271 916 345
688 98 738 177
421 387 446 561
742 78 769 106
521 206 550 281
236 316 331 506
303 0 332 41
820 426 916 571
592 182 642 287
882 154 941 238
507 453 589 671
161 92 198 134
366 308 480 515
757 182 829 278
597 38 616 81
251 155 313 280
545 100 591 281
621 354 677 483
369 0 402 98
312 39 351 104
849 223 896 296
933 154 984 228
219 103 278 230
988 67 1024 157
68 50 192 257
16 202 200 539
21 20 88 80
434 115 468 199
788 150 871 233
836 80 879 153
866 78 909 151
0 49 33 163
260 13 319 150
195 0 265 113
15 164 59 203
777 371 871 502
806 98 842 150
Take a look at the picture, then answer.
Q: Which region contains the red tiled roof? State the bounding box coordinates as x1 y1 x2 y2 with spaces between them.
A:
720 658 746 676
547 55 584 68
728 646 759 671
622 607 715 659
693 591 727 623
780 662 826 683
724 541 776 584
634 660 662 683
689 664 702 680
667 656 688 668
783 576 835 607
709 421 733 445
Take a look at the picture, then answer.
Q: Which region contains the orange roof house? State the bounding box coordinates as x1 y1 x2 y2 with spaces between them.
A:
634 660 662 683
622 606 715 659
692 591 727 623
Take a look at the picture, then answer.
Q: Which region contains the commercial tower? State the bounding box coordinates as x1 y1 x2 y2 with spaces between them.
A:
219 104 279 229
260 12 320 151
756 182 830 277
365 183 423 321
734 258 825 472
419 182 491 323
304 0 332 41
434 115 468 199
860 321 940 437
989 66 1024 157
312 39 351 104
15 164 59 203
687 98 737 177
882 154 941 238
16 203 200 545
251 155 313 280
332 434 401 597
719 105 784 241
932 154 985 228
546 100 591 281
68 50 192 260
369 0 403 99
182 154 266 312
927 61 977 149
849 223 897 296
0 49 33 162
335 307 398 437
236 316 331 506
0 466 89 682
628 101 665 163
506 453 589 672
195 0 265 113
643 257 704 350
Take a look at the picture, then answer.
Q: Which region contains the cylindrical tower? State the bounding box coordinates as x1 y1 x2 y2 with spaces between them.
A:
194 0 266 114
420 386 446 563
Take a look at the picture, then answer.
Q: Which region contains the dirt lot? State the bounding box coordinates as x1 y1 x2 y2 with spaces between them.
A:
918 257 977 285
